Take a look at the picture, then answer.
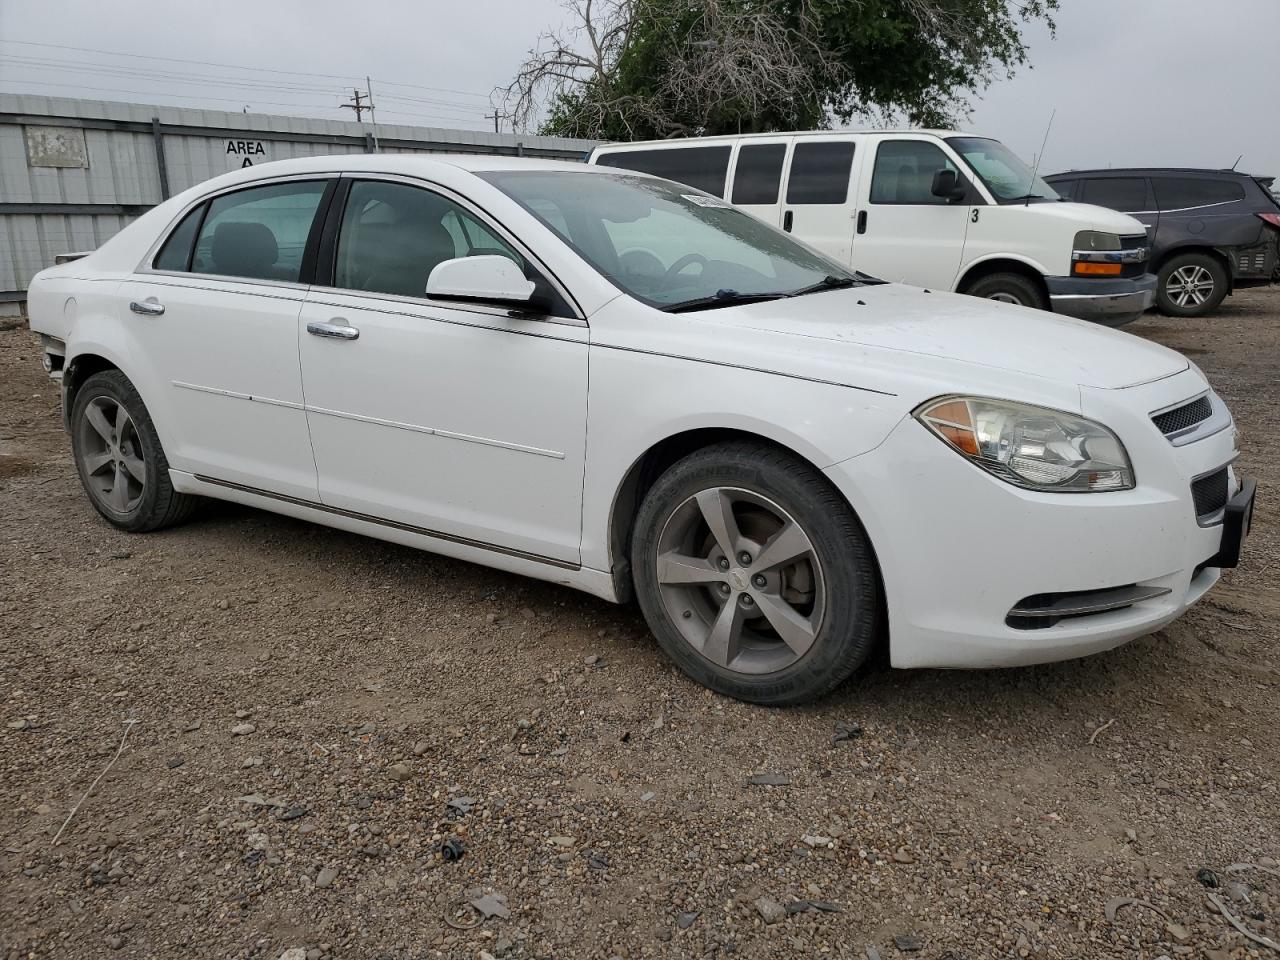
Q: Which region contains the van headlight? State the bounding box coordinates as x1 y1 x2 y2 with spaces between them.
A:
915 396 1134 492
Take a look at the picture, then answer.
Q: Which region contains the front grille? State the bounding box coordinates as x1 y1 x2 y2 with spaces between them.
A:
1191 468 1229 520
1153 395 1213 436
1119 234 1150 277
1120 235 1147 250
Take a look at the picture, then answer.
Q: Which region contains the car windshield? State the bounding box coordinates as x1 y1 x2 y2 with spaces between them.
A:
946 137 1061 203
480 170 859 310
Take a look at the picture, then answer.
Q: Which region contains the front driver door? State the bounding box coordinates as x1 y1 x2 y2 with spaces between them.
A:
298 177 588 565
854 137 972 289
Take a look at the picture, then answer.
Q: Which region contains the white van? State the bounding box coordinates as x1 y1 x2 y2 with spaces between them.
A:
589 130 1157 326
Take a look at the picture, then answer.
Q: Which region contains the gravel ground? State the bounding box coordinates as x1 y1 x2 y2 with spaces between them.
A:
1 288 1278 960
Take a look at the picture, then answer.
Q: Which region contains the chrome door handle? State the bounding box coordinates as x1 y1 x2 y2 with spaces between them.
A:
129 299 165 316
306 319 360 341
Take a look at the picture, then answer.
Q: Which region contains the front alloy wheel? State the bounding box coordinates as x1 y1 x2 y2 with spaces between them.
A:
655 487 825 675
1156 253 1227 317
631 441 881 705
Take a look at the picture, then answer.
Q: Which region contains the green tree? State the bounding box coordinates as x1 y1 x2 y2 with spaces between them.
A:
496 0 1057 139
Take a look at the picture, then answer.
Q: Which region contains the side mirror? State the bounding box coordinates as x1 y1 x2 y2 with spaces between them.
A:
931 168 967 202
426 255 535 304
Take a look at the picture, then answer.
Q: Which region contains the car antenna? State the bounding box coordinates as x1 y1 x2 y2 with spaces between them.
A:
1230 154 1242 170
1025 109 1055 206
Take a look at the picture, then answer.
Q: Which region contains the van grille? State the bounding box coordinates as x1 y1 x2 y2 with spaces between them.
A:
1153 395 1212 436
1191 468 1229 521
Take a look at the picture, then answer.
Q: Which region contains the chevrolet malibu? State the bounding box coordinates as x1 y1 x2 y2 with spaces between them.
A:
26 155 1256 705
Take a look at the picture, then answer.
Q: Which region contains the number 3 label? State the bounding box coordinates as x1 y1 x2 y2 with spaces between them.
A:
971 209 980 223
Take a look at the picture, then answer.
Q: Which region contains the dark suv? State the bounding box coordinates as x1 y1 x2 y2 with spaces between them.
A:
1045 168 1280 317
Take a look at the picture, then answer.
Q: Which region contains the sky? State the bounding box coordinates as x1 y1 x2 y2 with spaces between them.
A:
1 0 1278 177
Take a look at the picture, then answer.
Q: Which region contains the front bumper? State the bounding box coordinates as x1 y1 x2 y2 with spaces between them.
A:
824 368 1244 669
1047 274 1157 327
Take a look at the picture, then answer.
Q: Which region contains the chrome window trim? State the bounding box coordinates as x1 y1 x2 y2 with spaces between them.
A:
306 284 587 328
135 171 343 278
1151 390 1233 447
327 171 587 323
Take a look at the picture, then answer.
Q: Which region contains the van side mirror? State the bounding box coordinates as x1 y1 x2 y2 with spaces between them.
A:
931 169 967 202
426 255 535 304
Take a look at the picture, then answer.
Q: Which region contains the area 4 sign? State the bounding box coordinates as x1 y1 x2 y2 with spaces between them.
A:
227 140 267 168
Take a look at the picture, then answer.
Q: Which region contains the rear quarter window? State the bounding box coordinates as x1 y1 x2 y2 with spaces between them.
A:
594 146 732 197
1152 177 1246 211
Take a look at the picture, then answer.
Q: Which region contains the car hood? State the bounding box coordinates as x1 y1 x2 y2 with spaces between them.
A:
712 283 1188 390
1019 199 1149 236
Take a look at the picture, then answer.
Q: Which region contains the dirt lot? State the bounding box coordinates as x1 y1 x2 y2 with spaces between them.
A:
1 288 1278 960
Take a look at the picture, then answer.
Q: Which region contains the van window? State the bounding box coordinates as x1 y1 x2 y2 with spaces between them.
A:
870 141 957 205
595 146 732 196
1081 178 1149 212
191 180 328 282
731 143 787 205
1152 177 1245 211
785 142 855 204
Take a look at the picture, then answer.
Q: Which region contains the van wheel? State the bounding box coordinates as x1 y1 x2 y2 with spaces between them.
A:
964 272 1047 310
71 370 198 532
630 441 882 706
1156 253 1227 317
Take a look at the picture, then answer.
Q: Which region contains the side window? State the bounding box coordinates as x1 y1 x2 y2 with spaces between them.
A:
153 204 204 272
1152 177 1245 211
1049 179 1078 201
333 180 524 298
191 180 328 282
595 147 732 196
731 143 786 205
870 140 957 204
786 142 856 204
1080 177 1149 212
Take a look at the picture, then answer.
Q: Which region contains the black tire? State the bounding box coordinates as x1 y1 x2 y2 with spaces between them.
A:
631 441 882 706
964 272 1048 310
1156 252 1228 317
70 370 198 532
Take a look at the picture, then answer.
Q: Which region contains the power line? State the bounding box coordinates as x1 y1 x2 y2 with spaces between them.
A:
0 54 487 119
0 38 494 101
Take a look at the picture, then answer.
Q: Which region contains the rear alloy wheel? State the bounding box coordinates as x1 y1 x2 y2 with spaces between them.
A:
631 442 881 705
964 271 1048 310
1157 253 1227 317
71 370 197 532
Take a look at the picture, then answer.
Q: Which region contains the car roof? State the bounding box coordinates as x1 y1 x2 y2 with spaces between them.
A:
592 128 976 149
192 153 605 188
1046 167 1261 179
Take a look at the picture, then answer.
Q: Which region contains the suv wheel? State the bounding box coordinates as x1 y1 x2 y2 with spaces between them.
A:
631 442 882 705
1157 253 1228 317
964 272 1048 311
71 370 198 532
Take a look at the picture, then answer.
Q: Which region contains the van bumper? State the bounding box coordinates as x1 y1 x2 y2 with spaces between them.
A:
1046 274 1157 327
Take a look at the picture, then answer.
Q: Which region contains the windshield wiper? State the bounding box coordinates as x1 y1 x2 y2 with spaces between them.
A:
787 274 859 297
1003 193 1047 203
660 288 789 313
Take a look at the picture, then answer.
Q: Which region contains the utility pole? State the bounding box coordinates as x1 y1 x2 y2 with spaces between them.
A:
365 76 380 152
485 110 503 133
341 88 373 122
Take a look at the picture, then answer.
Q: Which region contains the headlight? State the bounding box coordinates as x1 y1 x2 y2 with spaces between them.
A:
1073 230 1121 251
915 396 1134 492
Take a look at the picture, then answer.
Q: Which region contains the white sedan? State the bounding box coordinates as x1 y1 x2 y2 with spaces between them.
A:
26 155 1255 705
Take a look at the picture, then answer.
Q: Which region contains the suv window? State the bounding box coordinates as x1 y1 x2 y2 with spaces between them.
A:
595 146 732 197
333 180 523 299
870 140 957 204
1080 177 1149 212
1152 177 1246 211
786 141 856 204
731 143 787 205
189 180 328 282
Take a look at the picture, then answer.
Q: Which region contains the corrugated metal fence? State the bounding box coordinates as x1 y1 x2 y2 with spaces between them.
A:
0 94 597 310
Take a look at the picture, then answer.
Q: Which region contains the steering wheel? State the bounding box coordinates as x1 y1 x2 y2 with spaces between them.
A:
660 253 709 290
